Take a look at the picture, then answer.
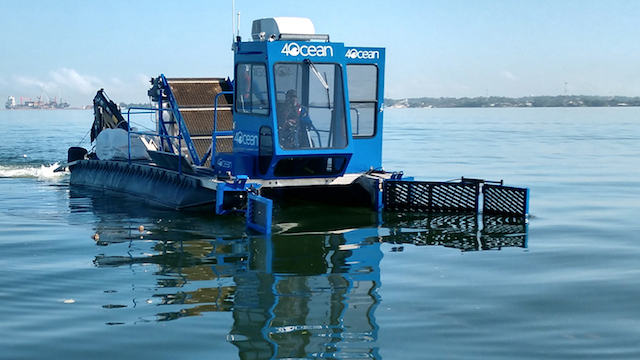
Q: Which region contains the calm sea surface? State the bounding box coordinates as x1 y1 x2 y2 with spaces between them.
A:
1 107 640 359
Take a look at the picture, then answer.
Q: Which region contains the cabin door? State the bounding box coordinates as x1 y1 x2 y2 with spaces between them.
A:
345 47 386 173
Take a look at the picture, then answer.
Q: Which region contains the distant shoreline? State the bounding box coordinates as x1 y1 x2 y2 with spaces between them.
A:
1 107 88 111
4 95 640 110
385 95 640 108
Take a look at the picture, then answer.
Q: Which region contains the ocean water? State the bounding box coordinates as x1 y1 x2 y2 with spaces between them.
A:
1 107 640 359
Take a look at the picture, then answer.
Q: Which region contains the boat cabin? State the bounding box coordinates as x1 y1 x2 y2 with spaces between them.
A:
213 17 385 180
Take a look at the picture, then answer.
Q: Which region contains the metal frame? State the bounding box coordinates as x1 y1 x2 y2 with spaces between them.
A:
158 74 202 165
246 193 273 234
383 178 529 217
210 91 234 165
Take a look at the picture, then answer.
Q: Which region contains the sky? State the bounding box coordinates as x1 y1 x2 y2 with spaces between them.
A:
1 0 639 107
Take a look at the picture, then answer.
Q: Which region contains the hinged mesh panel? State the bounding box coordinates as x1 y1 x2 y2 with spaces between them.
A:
247 193 273 234
431 183 480 212
384 179 528 217
384 180 479 213
483 184 528 216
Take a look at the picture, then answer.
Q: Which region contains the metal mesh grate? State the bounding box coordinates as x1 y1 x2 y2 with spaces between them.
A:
384 180 480 213
192 138 233 168
483 185 528 216
250 200 268 227
247 193 273 234
432 183 480 212
180 109 233 136
384 180 528 217
167 78 232 107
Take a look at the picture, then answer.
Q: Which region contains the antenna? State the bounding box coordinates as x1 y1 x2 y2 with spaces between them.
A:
231 0 241 50
232 0 235 43
236 11 241 39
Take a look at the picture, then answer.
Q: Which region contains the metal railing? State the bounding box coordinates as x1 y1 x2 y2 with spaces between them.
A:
211 91 234 163
159 75 201 166
125 106 186 175
123 84 234 174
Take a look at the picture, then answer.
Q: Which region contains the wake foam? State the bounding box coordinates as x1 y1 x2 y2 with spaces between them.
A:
0 163 67 179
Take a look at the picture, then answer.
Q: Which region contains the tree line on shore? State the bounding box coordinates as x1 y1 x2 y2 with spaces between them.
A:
384 95 640 108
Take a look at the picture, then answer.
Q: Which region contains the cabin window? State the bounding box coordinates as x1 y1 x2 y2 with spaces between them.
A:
273 62 348 150
235 63 269 115
347 64 378 138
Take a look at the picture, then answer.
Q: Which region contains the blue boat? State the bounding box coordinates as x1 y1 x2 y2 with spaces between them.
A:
62 17 528 234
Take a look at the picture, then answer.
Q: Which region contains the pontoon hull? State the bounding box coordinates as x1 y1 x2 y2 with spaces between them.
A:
70 160 217 209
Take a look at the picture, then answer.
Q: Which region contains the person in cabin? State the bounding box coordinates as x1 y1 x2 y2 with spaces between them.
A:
278 89 312 149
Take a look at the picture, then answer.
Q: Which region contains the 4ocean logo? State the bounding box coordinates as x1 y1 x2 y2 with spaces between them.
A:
281 42 334 57
216 157 232 169
233 131 258 147
345 48 380 60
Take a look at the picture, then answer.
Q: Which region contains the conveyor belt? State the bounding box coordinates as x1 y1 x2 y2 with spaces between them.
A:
168 78 232 107
178 109 233 136
166 78 234 167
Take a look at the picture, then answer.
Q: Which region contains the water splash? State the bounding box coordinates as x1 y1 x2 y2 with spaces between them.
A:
0 163 67 179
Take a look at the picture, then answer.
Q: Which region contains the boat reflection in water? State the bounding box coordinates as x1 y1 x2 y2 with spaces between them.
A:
73 188 526 359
